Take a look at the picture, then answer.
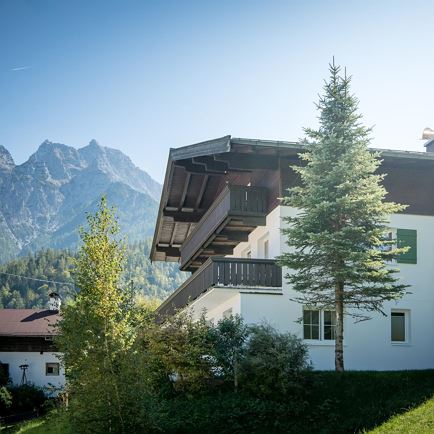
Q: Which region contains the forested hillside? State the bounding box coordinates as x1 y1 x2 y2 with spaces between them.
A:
0 239 187 309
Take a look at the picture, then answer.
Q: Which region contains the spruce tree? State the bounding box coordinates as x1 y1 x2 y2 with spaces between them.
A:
279 61 408 372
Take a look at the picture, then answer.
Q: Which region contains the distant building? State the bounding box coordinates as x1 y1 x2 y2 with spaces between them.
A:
151 135 434 371
0 293 65 392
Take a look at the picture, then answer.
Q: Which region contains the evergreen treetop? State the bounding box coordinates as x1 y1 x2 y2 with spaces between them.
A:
279 60 408 370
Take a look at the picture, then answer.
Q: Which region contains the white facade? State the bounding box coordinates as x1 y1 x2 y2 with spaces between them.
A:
187 205 434 371
0 351 65 393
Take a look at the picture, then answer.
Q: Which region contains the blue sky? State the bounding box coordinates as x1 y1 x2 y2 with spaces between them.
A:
1 0 433 182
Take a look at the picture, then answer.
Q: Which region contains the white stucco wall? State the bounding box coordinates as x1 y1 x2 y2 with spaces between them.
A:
0 351 65 393
188 289 241 323
190 204 434 371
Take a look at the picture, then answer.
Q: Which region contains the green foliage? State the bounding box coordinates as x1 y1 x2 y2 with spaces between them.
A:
55 197 153 433
208 315 249 390
0 385 46 417
239 323 310 396
143 314 309 398
144 312 216 394
0 250 75 309
0 240 187 309
8 409 73 434
279 60 407 316
279 60 408 370
11 371 434 434
0 386 12 411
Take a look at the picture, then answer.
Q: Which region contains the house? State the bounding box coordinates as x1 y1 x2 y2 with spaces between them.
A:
151 135 434 371
0 293 65 391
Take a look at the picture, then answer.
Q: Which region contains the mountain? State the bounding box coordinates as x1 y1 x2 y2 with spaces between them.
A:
0 140 162 262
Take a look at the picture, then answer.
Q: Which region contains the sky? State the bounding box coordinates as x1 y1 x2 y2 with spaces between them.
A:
1 0 434 182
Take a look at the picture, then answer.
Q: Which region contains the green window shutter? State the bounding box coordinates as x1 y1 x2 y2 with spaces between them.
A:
397 229 417 264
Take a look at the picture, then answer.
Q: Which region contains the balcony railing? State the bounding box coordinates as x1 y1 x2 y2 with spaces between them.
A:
157 257 282 320
180 185 268 270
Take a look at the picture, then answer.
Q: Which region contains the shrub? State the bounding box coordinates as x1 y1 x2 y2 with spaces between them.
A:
9 384 46 413
144 312 216 395
0 386 12 413
240 323 310 397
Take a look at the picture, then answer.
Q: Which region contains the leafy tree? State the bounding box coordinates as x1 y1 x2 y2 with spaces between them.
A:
144 312 215 395
209 315 249 391
56 197 139 433
278 60 408 371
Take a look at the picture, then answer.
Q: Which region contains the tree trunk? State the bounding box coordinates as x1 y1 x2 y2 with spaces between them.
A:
335 282 344 372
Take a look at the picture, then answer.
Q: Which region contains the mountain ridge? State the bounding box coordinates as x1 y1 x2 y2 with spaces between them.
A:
0 140 162 262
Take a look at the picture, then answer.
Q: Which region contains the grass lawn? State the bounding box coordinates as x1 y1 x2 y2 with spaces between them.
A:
1 411 71 434
368 395 434 434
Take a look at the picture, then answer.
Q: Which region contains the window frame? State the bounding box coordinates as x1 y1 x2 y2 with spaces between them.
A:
303 308 336 342
391 309 410 345
45 362 60 376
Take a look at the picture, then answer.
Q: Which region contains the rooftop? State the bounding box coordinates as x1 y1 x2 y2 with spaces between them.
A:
0 309 60 337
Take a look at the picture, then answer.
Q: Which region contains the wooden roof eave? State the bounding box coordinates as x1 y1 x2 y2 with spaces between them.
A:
151 135 434 263
150 136 232 262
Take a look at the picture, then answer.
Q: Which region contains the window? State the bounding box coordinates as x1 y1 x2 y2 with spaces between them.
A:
323 311 336 340
303 310 320 340
303 309 336 341
46 363 60 376
391 310 409 343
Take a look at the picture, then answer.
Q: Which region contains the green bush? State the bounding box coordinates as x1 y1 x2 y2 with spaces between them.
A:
9 384 46 413
0 384 46 417
0 386 12 412
239 323 310 397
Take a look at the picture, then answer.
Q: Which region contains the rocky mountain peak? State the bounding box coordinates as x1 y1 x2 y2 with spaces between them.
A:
0 139 162 263
0 145 15 171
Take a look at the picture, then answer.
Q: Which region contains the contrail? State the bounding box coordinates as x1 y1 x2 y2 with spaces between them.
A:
11 66 32 71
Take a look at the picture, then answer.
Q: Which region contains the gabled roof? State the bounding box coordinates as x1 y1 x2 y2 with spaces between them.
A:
0 309 60 337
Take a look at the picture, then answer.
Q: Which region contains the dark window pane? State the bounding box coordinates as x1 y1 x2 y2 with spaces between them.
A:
311 324 320 340
303 325 311 339
391 312 405 342
311 310 320 325
46 363 60 376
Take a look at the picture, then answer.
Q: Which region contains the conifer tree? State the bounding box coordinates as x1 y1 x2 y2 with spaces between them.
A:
279 61 408 372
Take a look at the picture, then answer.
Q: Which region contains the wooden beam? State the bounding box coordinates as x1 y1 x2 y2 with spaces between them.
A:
195 175 209 210
169 222 178 246
218 231 249 242
174 160 226 175
193 156 229 173
179 173 191 210
156 245 181 257
163 211 204 222
201 246 234 256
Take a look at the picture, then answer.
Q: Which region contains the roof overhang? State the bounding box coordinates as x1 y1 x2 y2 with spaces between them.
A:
151 135 434 264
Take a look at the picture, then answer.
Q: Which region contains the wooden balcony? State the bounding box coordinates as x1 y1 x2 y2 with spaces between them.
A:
180 185 268 271
157 257 282 320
